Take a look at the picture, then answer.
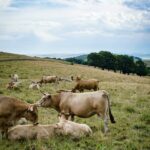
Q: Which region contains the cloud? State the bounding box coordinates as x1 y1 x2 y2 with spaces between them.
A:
0 0 11 8
0 0 149 54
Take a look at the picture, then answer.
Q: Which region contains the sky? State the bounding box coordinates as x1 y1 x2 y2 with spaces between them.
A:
0 0 150 55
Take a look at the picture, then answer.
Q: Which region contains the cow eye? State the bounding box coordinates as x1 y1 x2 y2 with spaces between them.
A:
48 95 51 99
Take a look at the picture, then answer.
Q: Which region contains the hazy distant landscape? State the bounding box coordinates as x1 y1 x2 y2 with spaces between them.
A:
34 53 150 60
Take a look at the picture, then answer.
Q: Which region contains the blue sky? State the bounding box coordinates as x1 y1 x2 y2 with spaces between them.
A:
0 0 150 55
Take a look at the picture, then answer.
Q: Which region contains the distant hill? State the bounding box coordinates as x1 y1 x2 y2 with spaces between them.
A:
74 54 88 61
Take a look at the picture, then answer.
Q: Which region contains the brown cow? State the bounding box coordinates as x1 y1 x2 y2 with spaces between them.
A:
72 77 99 92
36 90 115 133
38 75 59 84
0 96 38 137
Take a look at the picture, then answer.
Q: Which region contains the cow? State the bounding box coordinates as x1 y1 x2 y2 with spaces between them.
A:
38 76 59 85
29 81 40 90
72 77 99 92
7 124 57 140
56 115 92 138
36 90 116 133
10 74 19 82
6 81 21 90
0 96 38 138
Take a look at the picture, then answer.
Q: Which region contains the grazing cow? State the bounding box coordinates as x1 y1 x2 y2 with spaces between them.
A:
7 124 57 140
0 96 38 137
36 90 115 133
38 76 59 84
10 74 19 82
29 81 40 90
72 77 99 92
56 115 92 138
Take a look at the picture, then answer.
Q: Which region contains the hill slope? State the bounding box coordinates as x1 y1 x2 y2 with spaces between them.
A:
0 53 149 150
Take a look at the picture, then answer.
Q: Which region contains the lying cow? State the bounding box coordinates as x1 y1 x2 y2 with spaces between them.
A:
38 75 59 84
29 81 40 90
56 115 92 138
0 96 38 137
36 90 115 133
6 81 21 90
7 124 57 140
72 77 99 92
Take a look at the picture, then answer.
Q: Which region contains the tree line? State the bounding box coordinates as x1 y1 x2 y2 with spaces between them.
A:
65 51 149 76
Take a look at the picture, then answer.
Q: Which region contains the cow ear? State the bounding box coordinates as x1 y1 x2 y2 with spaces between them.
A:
28 105 34 112
28 105 37 112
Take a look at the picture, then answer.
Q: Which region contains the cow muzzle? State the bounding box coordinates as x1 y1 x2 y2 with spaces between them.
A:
35 102 41 107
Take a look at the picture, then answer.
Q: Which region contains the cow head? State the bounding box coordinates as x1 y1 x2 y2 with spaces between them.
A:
24 105 38 125
76 76 81 81
36 92 52 107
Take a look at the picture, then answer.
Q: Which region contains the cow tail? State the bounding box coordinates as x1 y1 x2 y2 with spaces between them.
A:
107 95 116 123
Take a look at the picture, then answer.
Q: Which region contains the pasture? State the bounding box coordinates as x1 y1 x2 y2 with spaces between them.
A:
0 56 150 150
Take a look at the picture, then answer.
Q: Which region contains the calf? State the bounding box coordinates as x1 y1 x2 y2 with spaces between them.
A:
0 96 38 137
72 77 99 92
56 115 92 138
36 90 115 133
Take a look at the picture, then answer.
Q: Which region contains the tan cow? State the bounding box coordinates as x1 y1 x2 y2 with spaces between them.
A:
0 96 38 137
38 76 59 84
72 77 99 92
36 90 115 133
56 115 92 138
7 124 57 140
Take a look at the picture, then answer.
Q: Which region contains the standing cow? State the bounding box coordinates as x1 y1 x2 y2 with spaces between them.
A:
36 90 115 133
72 77 99 92
0 96 38 138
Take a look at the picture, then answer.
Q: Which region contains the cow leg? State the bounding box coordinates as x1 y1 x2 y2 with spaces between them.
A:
97 113 108 134
70 115 74 121
1 129 8 139
104 115 109 134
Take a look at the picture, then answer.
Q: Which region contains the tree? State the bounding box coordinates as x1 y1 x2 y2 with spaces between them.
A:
115 55 135 74
87 53 100 67
98 51 116 71
135 60 147 76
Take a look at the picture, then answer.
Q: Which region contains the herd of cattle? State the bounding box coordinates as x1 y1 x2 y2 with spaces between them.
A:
0 74 116 141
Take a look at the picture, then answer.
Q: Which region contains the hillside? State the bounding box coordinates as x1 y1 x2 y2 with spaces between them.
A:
0 53 150 150
0 51 33 60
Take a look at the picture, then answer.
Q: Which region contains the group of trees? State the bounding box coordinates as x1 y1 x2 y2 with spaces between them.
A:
65 51 149 76
87 51 148 76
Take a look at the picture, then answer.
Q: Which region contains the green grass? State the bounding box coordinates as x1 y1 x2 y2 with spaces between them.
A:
0 54 150 150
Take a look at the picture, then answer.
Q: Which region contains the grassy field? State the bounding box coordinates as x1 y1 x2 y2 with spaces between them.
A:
0 54 150 150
